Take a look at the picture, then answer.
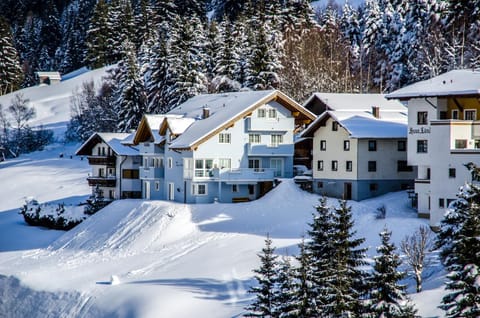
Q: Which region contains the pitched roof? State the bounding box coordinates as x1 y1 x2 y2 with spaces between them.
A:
306 92 407 112
76 132 139 156
133 114 182 144
166 90 315 150
386 69 480 99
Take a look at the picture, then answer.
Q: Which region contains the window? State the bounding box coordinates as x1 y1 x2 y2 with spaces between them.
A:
417 140 428 153
465 109 477 120
195 159 214 177
417 111 428 125
368 140 377 151
248 184 255 195
398 140 406 151
344 140 350 151
346 161 352 172
320 140 326 151
440 111 447 119
332 121 338 131
439 198 445 208
219 158 231 169
232 184 239 192
317 182 323 188
155 181 160 191
268 109 277 118
449 168 456 178
249 134 261 144
98 168 105 177
452 109 459 119
249 159 261 171
368 161 377 172
122 169 139 179
331 160 338 171
455 139 467 149
317 160 324 171
219 133 231 143
475 140 480 149
370 183 378 191
397 160 413 172
168 157 173 168
258 109 266 118
271 134 283 147
192 183 207 195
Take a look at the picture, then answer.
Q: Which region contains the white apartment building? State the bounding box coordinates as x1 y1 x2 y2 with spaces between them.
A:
387 70 480 226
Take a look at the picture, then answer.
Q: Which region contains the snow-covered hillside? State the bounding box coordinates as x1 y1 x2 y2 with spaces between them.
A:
0 147 446 317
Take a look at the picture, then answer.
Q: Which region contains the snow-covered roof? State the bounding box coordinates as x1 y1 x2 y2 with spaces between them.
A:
306 92 407 112
76 132 139 156
164 118 196 135
386 69 480 99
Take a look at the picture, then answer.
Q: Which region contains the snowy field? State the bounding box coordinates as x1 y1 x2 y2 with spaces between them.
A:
0 144 446 317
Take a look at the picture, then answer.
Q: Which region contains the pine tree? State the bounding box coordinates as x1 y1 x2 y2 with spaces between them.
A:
0 16 23 95
440 164 480 317
245 234 279 317
84 0 110 68
370 227 417 317
274 255 296 317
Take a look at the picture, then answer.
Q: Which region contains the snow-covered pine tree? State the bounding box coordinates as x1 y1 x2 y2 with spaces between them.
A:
114 40 147 132
244 234 279 318
174 0 206 20
107 0 135 66
132 0 156 50
37 0 62 72
84 0 110 68
274 255 296 318
369 227 417 317
326 200 368 316
151 0 177 39
439 163 480 317
0 16 23 95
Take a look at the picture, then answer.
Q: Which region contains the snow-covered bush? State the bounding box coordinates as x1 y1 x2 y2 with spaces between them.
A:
20 199 87 230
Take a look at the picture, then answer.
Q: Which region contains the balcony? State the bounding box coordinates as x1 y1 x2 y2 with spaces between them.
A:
430 120 480 151
248 143 294 156
140 166 164 179
87 176 116 187
246 117 293 131
218 168 275 183
87 156 116 167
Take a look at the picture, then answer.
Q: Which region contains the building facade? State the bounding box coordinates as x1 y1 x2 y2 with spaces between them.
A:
387 70 480 226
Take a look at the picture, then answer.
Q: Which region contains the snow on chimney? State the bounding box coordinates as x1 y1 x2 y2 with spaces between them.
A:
372 106 380 118
202 107 210 119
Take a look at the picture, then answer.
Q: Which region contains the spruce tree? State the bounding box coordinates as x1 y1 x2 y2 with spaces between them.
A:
370 227 417 317
84 0 110 68
245 234 279 318
274 255 296 318
0 16 23 95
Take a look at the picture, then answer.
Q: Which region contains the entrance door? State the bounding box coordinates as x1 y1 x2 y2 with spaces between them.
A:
248 184 256 200
344 182 352 200
168 183 175 201
270 158 283 177
144 181 150 200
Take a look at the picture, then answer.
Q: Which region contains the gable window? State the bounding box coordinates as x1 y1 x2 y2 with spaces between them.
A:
449 168 456 178
452 109 459 119
332 121 338 131
271 134 283 147
258 109 266 118
168 157 173 169
417 111 428 125
344 140 350 151
465 109 477 120
417 140 428 153
268 109 277 118
320 140 326 151
397 160 413 172
398 140 406 151
331 160 338 171
368 140 377 151
218 158 231 169
317 160 324 171
195 159 213 177
192 183 207 195
346 161 352 172
249 134 261 143
455 139 467 149
219 133 231 144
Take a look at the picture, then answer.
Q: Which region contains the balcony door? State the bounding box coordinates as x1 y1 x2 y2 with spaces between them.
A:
270 158 283 177
248 158 261 172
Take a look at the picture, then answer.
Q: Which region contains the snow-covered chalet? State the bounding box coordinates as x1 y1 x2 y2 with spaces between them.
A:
301 93 415 200
132 89 316 203
387 69 480 226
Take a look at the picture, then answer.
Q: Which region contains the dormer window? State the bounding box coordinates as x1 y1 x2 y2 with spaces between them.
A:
219 133 231 144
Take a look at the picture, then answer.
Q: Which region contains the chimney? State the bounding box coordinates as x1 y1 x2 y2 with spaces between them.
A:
202 107 210 119
372 106 380 118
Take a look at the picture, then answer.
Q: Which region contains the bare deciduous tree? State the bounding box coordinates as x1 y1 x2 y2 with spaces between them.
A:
400 225 434 293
